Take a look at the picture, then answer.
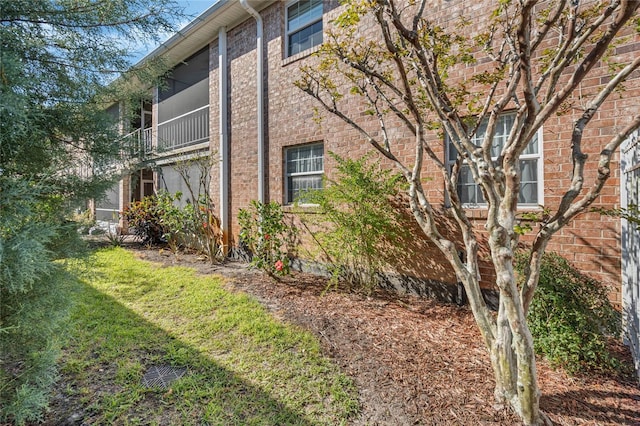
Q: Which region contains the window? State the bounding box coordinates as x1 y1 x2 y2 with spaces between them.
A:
447 114 543 207
285 143 324 204
286 0 323 57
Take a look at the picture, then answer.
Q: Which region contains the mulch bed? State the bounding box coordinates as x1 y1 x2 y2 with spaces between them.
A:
131 245 640 426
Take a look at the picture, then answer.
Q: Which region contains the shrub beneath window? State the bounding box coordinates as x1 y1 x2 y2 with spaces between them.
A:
516 251 623 375
238 201 297 277
299 152 407 293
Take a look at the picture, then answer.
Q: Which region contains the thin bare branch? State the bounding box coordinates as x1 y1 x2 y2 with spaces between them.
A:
413 0 428 33
530 0 569 52
533 0 638 133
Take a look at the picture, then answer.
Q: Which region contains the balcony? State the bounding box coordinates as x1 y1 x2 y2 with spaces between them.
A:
118 104 210 163
157 105 209 152
122 127 153 159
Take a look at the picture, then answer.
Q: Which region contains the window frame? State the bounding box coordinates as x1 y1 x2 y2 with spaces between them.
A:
285 0 323 58
284 142 324 205
445 113 544 209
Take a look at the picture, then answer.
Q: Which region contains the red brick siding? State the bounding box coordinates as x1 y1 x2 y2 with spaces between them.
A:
206 0 638 304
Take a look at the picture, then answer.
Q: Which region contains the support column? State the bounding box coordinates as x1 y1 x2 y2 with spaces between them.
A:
118 176 131 234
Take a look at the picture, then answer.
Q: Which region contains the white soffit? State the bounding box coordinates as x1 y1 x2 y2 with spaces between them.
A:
141 0 277 67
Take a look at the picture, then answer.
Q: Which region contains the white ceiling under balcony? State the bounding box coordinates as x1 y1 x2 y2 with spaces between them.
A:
142 0 277 69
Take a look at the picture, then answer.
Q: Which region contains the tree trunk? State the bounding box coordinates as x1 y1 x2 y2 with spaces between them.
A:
491 299 517 403
494 296 544 424
491 247 546 425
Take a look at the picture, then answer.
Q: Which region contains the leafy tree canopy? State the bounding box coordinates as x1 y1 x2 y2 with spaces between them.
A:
1 0 180 197
0 1 183 423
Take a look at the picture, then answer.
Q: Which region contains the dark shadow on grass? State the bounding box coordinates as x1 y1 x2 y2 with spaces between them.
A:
45 279 316 426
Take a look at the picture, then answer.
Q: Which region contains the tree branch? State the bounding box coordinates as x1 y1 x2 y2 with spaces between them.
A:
532 0 639 136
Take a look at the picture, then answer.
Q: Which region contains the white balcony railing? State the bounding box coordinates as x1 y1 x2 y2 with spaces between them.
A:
122 127 153 159
119 105 209 160
157 105 209 152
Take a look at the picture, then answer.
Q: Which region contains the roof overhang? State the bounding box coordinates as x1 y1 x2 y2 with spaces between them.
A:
104 0 277 107
141 0 278 68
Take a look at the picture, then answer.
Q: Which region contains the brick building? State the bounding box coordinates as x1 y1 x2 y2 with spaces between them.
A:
97 0 639 375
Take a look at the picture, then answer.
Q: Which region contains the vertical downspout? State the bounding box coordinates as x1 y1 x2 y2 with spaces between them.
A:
218 27 230 253
239 0 265 203
118 100 130 233
152 87 159 196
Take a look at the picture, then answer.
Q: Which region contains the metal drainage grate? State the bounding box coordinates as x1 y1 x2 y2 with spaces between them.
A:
141 365 187 388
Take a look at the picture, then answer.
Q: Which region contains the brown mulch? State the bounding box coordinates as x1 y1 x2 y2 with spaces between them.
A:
128 244 640 424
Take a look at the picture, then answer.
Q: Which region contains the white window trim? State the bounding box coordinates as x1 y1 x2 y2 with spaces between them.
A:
284 142 324 205
285 0 323 58
446 117 544 209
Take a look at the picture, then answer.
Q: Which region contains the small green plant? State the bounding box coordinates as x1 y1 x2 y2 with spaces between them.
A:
155 190 224 262
122 186 224 261
154 191 187 252
194 198 224 262
238 201 297 276
105 224 127 247
516 251 623 375
180 194 224 262
298 152 407 293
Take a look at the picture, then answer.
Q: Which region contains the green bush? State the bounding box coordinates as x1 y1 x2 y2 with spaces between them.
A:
238 201 297 276
156 190 224 262
122 195 166 244
299 152 406 293
0 177 75 425
153 191 186 250
516 252 622 374
122 191 224 261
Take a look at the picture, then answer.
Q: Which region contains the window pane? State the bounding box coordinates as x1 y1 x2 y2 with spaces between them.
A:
286 143 324 203
288 175 322 203
523 131 539 155
448 137 459 161
469 114 514 157
288 20 323 56
519 159 538 204
451 113 540 206
457 165 480 204
287 144 323 174
287 0 323 57
490 114 512 156
471 119 487 145
288 0 322 33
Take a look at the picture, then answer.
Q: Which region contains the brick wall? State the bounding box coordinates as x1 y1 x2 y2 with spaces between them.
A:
207 0 638 305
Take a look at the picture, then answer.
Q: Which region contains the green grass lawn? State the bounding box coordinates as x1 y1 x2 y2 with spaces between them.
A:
59 247 358 425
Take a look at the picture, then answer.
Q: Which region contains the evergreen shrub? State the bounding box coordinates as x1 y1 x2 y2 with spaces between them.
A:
516 252 623 374
0 178 76 425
